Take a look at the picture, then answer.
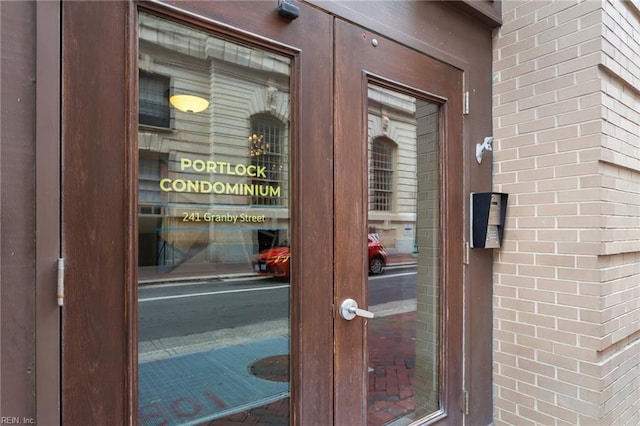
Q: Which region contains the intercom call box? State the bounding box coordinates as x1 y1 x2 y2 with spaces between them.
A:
470 192 508 249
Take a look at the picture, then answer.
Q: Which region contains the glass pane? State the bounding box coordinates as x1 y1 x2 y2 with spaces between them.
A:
137 13 291 425
367 84 441 425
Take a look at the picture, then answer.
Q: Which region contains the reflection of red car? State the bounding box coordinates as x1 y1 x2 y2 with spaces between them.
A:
367 233 387 275
253 245 291 278
252 233 387 278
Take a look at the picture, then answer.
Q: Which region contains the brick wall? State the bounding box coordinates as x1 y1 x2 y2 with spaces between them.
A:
492 0 640 424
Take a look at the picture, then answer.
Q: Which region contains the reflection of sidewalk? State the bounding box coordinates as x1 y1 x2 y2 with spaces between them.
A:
368 311 417 426
139 253 416 285
139 337 289 426
138 261 253 285
140 310 417 425
214 310 417 426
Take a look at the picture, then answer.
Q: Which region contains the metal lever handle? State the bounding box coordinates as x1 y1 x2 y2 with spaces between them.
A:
339 298 374 321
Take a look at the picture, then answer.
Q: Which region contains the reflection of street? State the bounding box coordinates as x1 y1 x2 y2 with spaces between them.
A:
369 267 417 308
139 279 289 341
138 265 417 356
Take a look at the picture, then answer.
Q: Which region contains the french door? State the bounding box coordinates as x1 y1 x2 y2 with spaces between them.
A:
62 1 462 424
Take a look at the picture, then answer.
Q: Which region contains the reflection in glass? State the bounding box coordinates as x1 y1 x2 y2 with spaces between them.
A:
367 85 441 425
137 13 291 425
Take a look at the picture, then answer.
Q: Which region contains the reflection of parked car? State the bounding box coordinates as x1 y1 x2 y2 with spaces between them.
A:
252 233 387 278
367 233 387 275
253 244 291 278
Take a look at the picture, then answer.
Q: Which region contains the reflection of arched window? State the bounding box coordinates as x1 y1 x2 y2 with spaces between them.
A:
370 138 394 211
250 115 285 206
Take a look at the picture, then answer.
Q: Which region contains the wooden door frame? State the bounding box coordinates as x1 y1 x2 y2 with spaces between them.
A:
61 1 333 424
62 1 135 423
61 3 465 424
333 19 464 425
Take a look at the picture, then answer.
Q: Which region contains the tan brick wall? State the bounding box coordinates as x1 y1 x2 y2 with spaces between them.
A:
492 0 640 424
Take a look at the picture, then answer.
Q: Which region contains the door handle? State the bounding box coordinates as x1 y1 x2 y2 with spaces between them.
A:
339 298 374 320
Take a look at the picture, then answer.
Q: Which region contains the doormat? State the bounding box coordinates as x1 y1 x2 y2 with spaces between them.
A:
139 336 290 426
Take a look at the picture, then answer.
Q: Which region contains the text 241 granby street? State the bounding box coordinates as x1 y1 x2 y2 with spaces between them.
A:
182 212 266 223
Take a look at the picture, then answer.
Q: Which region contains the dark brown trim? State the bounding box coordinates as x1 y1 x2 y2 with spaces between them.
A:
138 1 300 57
61 1 130 422
36 1 61 423
304 0 470 72
454 0 502 27
125 2 138 423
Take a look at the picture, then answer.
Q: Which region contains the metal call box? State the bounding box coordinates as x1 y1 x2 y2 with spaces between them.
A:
470 192 508 249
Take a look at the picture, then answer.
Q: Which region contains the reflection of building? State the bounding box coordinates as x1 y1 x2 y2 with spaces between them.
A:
367 87 417 254
367 87 439 257
137 14 432 268
137 14 291 267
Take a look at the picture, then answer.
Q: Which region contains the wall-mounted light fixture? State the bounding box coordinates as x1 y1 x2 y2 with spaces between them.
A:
169 94 209 113
476 136 494 164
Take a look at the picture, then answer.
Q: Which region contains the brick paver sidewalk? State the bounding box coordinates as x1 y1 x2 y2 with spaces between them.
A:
368 311 416 425
207 311 416 425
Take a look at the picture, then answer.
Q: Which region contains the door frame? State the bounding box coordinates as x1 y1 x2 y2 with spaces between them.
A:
61 2 467 424
61 1 137 422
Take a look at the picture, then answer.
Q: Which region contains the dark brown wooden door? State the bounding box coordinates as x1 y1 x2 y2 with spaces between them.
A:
62 2 462 425
62 2 333 424
333 19 464 425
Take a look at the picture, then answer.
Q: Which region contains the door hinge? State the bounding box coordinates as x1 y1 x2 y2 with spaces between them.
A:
463 91 469 115
57 258 65 307
462 390 469 415
463 241 470 265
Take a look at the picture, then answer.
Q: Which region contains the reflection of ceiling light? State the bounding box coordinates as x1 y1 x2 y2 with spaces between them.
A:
169 94 209 113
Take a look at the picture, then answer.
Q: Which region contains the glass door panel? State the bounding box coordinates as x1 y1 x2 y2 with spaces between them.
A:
334 18 463 426
366 85 441 425
137 13 292 425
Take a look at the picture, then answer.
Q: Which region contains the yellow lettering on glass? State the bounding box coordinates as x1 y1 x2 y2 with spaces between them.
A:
179 158 266 178
165 157 280 197
160 178 280 197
